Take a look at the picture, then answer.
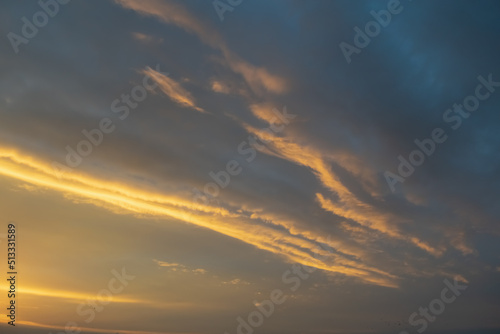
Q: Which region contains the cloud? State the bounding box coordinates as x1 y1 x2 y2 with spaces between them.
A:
222 278 250 285
1 1 499 332
211 80 231 94
0 285 140 304
249 103 287 125
239 117 448 258
132 32 163 44
153 260 207 274
142 66 206 113
115 0 288 96
0 146 398 288
3 317 195 334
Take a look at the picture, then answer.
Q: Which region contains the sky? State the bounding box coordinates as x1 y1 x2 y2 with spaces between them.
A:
0 0 499 334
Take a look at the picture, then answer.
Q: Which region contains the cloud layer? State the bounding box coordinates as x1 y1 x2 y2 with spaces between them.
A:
0 1 499 334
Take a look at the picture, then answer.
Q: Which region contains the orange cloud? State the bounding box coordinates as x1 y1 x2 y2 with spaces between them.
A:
142 66 205 113
115 0 288 95
0 316 194 334
0 146 398 288
239 122 445 258
153 260 207 274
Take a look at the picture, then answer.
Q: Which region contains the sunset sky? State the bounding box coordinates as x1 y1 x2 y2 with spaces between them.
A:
0 1 500 334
